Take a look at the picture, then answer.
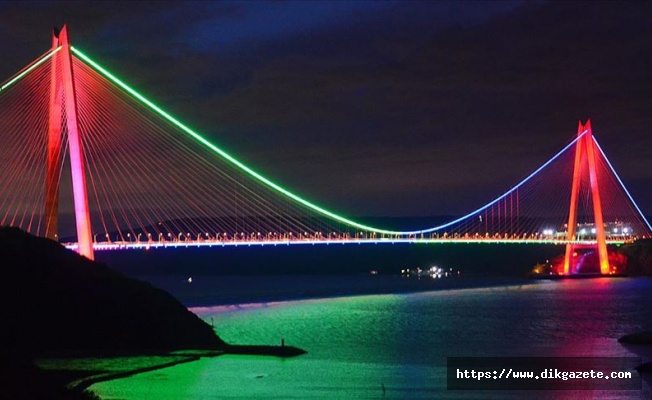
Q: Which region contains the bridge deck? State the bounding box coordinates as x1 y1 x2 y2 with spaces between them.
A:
62 238 630 252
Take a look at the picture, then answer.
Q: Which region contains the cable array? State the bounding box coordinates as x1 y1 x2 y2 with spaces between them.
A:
0 46 650 246
0 51 58 236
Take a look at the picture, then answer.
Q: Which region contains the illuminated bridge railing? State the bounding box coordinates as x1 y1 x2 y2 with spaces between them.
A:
63 236 635 252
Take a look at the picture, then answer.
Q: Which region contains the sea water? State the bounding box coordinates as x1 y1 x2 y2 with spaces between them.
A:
92 278 652 399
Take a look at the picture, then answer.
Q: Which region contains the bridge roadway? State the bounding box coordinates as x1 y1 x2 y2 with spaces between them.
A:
63 237 630 252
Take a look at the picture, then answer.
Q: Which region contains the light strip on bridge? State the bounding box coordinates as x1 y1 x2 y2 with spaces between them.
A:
70 46 407 236
64 238 627 252
592 137 652 232
0 47 61 93
70 46 585 236
404 132 586 234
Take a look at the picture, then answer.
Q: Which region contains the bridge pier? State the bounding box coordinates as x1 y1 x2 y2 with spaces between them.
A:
563 120 608 275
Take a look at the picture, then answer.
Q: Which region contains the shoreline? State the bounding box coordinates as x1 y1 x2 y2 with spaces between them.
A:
43 345 306 397
65 354 205 392
182 275 652 313
176 274 542 311
189 278 545 315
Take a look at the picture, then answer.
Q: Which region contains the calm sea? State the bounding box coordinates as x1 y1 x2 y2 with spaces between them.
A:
92 277 652 399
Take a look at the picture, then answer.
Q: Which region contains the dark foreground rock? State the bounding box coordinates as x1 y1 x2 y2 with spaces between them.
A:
618 239 652 275
0 226 224 357
0 227 306 398
636 362 652 373
224 344 307 357
618 331 652 345
0 350 100 400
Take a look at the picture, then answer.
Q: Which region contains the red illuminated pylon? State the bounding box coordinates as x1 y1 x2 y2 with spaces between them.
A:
44 25 94 260
563 120 609 275
45 32 62 242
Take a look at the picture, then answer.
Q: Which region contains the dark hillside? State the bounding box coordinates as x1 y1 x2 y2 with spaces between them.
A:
619 239 652 276
0 226 223 356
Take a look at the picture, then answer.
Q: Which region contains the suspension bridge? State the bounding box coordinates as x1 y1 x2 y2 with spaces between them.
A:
1 26 650 275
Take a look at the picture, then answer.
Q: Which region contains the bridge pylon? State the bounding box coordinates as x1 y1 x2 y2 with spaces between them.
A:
563 120 609 275
44 25 94 260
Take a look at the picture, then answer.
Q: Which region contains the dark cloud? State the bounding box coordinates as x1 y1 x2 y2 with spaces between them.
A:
1 0 651 216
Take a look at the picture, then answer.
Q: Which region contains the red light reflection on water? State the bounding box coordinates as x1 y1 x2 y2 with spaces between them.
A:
550 250 627 275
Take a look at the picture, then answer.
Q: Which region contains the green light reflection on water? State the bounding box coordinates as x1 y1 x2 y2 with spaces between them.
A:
92 281 652 399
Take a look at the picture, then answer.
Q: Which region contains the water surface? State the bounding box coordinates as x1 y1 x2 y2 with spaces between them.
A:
93 278 652 399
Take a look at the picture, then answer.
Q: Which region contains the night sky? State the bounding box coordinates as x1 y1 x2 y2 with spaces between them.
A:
1 1 651 218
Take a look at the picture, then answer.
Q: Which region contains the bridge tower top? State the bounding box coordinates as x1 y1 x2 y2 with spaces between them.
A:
563 119 609 274
45 25 94 260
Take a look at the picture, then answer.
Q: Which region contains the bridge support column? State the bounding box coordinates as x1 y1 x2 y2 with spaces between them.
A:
563 120 608 275
45 32 62 241
52 26 94 260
